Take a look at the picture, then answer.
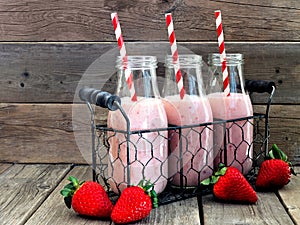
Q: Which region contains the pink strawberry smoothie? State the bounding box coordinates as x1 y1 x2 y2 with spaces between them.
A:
207 92 253 174
162 94 214 187
107 97 168 194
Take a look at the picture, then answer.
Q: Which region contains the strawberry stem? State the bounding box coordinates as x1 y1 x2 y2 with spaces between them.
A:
137 179 158 208
60 176 85 209
201 164 228 186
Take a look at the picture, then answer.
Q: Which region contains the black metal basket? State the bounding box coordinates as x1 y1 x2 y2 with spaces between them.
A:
79 80 275 206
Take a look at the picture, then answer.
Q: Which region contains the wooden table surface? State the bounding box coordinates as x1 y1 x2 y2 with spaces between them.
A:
0 163 299 225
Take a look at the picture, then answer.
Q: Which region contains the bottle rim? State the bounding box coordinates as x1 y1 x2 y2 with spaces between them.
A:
165 54 203 67
116 55 157 69
208 53 243 66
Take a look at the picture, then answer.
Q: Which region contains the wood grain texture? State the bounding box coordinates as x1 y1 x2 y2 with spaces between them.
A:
132 197 200 225
0 103 299 164
0 163 12 174
254 105 300 164
268 117 300 164
278 169 300 225
0 42 299 104
0 1 298 41
0 164 70 225
254 105 300 120
24 166 112 225
0 103 86 163
0 43 113 103
202 192 295 225
0 103 110 164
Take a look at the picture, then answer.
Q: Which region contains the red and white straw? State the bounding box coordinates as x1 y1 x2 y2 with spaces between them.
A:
165 13 185 99
215 10 230 97
111 12 137 101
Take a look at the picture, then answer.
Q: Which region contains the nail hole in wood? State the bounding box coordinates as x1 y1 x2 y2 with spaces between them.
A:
22 72 30 77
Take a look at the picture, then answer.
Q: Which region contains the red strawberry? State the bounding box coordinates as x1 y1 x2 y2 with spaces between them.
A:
60 176 113 218
202 164 258 203
111 180 158 224
256 144 296 191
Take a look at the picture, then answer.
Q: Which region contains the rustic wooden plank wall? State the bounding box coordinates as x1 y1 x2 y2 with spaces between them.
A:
0 0 299 164
0 0 299 41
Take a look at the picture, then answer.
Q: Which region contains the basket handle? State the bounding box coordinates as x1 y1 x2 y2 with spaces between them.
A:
245 80 276 94
79 88 121 111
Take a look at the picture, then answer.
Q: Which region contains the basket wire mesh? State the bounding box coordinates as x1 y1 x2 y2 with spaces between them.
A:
82 83 275 206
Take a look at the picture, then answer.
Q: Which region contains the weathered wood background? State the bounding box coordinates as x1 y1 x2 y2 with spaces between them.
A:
0 0 299 164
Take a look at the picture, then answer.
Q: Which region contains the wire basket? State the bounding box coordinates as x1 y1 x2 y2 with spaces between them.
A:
79 80 275 206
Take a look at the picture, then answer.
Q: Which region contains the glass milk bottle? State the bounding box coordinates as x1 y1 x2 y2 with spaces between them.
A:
162 54 214 187
207 53 253 174
107 56 168 194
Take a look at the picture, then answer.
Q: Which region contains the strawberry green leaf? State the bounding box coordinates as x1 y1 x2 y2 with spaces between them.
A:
270 144 288 161
215 166 227 176
138 179 145 187
60 188 72 197
202 176 220 185
201 177 212 186
68 176 79 187
63 183 75 190
150 190 158 208
201 164 227 186
210 176 219 184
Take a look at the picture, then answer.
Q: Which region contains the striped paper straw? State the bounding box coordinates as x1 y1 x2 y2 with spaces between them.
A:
111 12 137 101
165 13 185 99
215 10 230 96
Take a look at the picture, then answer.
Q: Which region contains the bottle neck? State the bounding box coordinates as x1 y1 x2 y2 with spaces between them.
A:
116 56 160 99
163 54 206 98
208 53 247 95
